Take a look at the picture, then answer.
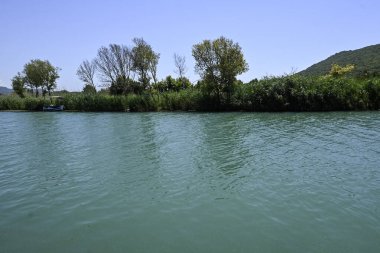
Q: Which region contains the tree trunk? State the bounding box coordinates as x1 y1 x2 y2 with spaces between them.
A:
216 88 221 111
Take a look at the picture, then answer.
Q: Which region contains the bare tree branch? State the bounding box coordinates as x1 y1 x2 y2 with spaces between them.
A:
77 59 96 87
95 46 115 85
174 53 187 79
94 44 132 87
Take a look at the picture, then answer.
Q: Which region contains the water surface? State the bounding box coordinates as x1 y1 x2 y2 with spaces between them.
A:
1 112 379 252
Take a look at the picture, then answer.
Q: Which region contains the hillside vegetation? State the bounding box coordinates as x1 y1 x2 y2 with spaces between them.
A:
299 44 380 78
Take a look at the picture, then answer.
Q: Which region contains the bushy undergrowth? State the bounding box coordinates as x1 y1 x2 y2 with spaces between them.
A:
0 95 46 110
62 94 128 111
231 75 380 111
1 76 379 112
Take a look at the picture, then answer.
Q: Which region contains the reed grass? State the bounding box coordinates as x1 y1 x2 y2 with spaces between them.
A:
1 76 379 112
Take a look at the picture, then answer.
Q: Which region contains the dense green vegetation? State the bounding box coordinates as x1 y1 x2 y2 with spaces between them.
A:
76 38 160 95
2 38 379 112
11 59 60 98
192 37 249 108
1 75 379 111
299 44 380 78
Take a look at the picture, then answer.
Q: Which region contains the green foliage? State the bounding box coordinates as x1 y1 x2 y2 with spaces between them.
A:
328 64 355 78
131 38 160 88
109 76 129 95
239 75 379 111
62 93 126 112
10 59 60 98
127 93 158 112
12 73 26 98
23 59 60 97
86 41 160 92
299 44 380 78
24 96 46 110
158 89 201 111
2 76 379 112
109 76 142 95
83 84 97 94
153 76 192 92
0 95 25 110
364 78 380 109
177 77 192 90
0 95 46 110
192 36 248 108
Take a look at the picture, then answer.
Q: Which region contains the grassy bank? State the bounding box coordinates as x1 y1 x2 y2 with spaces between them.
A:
1 76 379 112
234 75 380 111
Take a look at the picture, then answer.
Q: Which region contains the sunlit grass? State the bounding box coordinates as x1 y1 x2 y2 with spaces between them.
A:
1 76 379 111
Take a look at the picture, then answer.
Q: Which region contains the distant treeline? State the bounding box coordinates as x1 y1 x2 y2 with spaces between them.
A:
4 37 380 112
1 75 379 111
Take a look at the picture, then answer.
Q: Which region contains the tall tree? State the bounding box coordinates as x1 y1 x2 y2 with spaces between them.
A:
95 44 132 86
95 46 115 84
174 53 187 89
131 38 160 89
11 72 26 97
45 64 60 96
149 56 159 85
23 59 60 97
174 53 187 79
110 44 133 79
77 59 96 87
192 36 248 106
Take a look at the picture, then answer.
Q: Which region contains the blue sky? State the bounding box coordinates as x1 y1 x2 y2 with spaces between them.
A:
0 0 379 91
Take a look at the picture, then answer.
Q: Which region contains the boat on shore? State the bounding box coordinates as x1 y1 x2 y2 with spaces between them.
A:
43 104 64 111
43 96 64 111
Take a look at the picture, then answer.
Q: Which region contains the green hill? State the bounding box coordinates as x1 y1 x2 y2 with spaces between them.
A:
299 44 380 77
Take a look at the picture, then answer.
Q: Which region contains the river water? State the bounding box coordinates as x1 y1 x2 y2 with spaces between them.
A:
1 112 379 252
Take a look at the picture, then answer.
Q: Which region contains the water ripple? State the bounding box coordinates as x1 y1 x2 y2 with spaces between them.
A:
1 112 380 252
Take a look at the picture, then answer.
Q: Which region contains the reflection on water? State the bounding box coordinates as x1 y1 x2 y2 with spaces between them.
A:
0 112 380 253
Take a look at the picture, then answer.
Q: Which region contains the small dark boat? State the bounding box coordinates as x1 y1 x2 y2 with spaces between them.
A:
43 96 64 111
43 105 64 111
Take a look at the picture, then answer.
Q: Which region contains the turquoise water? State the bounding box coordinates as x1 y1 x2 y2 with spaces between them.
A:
0 112 379 252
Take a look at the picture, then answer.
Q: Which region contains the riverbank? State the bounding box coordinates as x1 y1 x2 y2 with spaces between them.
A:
2 75 379 112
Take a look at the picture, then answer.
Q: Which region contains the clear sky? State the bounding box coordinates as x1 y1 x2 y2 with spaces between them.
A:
0 0 379 91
